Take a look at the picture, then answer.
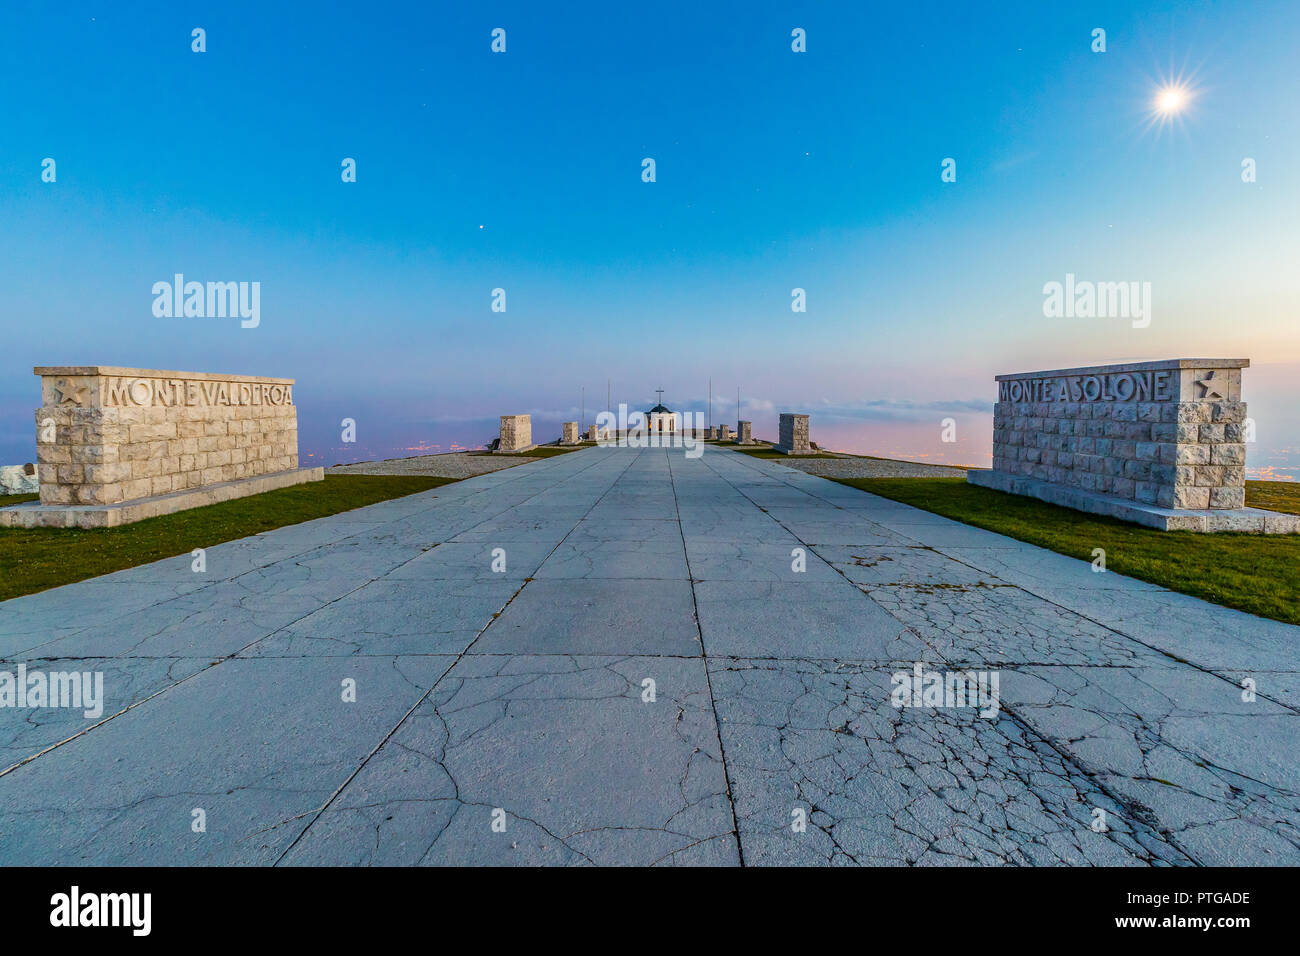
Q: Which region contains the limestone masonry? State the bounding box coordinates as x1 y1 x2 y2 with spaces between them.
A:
497 414 534 453
776 413 812 455
968 358 1298 533
736 420 753 444
0 366 323 528
0 463 37 495
562 422 579 445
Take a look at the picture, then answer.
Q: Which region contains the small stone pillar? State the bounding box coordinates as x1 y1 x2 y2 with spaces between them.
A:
585 425 598 441
717 424 732 441
561 422 579 445
497 415 535 453
736 421 753 443
705 426 717 440
776 413 812 455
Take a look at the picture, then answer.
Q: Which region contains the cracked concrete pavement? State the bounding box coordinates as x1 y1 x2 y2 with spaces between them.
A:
1 444 1297 865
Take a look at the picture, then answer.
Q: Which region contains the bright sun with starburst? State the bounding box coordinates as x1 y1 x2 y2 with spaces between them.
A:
1142 70 1202 136
1155 84 1190 115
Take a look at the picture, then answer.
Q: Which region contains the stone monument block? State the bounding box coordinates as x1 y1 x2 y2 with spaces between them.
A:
775 413 812 455
0 366 323 528
967 358 1297 533
585 425 598 441
736 420 753 443
717 424 732 441
497 414 535 453
0 463 37 495
561 421 579 445
705 426 717 440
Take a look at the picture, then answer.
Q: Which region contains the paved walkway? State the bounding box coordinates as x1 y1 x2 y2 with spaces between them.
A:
327 451 525 479
2 445 1297 865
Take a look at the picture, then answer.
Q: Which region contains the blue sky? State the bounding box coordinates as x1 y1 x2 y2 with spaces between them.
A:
2 1 1297 472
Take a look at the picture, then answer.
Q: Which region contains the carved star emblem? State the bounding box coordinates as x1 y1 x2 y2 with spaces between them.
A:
52 379 88 406
1196 371 1227 400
